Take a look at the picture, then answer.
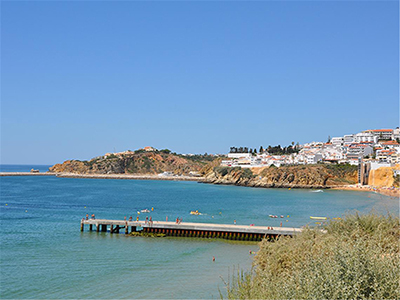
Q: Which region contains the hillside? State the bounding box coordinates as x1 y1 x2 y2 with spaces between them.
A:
49 151 220 176
202 164 358 188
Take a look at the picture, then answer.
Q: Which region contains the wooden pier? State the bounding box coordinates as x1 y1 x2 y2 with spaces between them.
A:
81 219 302 241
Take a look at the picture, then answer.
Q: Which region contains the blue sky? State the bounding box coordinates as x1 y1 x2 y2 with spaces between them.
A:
1 1 399 164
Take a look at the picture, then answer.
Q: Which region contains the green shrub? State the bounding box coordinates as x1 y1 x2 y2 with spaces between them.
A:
214 166 230 176
241 168 254 179
227 212 400 299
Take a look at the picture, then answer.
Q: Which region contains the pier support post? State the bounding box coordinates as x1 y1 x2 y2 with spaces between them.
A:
101 225 107 232
89 224 93 231
125 222 128 234
110 224 114 234
131 226 136 233
80 222 84 232
96 224 100 232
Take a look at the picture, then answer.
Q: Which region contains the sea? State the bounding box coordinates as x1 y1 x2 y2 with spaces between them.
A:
1 165 398 299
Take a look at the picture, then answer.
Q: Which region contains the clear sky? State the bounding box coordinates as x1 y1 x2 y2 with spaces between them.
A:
1 1 399 164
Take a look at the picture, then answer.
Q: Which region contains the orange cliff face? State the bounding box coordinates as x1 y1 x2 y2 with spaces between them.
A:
368 165 399 188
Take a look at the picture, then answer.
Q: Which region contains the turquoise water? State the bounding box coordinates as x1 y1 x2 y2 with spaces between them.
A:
1 175 398 299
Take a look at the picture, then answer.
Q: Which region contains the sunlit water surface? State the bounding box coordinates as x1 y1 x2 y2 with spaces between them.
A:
1 170 397 299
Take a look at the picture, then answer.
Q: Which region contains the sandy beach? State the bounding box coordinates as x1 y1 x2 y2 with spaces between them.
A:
332 185 400 199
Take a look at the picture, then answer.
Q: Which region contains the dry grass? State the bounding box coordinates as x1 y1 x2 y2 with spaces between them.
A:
227 212 400 299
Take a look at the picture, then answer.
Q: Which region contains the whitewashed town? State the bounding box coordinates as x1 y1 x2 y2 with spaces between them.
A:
221 128 400 171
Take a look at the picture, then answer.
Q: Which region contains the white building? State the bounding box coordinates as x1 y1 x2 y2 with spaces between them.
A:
227 153 252 159
343 134 355 145
331 137 344 146
346 144 373 159
306 153 323 164
364 129 393 140
354 132 377 143
393 127 400 140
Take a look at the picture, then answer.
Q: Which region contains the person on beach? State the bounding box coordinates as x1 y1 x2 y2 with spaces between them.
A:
179 217 183 224
212 256 215 262
124 216 127 221
234 220 236 225
176 217 179 224
166 216 168 222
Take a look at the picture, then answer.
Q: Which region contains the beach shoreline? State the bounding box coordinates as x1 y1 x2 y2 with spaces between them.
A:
331 185 400 198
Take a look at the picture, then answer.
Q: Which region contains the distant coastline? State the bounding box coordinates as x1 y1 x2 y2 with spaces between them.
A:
0 172 203 182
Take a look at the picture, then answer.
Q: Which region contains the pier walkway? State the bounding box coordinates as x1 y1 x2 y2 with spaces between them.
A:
81 219 302 241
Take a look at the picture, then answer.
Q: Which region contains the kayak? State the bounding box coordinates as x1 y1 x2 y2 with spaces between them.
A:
310 216 327 220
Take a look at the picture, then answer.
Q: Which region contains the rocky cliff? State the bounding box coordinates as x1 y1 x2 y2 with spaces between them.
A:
367 165 400 188
49 152 219 175
202 164 358 188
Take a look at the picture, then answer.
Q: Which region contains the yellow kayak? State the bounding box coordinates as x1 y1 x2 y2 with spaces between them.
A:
310 216 327 220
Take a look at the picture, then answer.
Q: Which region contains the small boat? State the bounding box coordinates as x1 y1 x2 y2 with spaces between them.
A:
310 216 327 220
190 210 202 215
141 209 150 213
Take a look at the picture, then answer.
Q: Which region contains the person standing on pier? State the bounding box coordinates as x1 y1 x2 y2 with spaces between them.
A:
234 220 236 225
86 214 89 220
145 216 148 224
